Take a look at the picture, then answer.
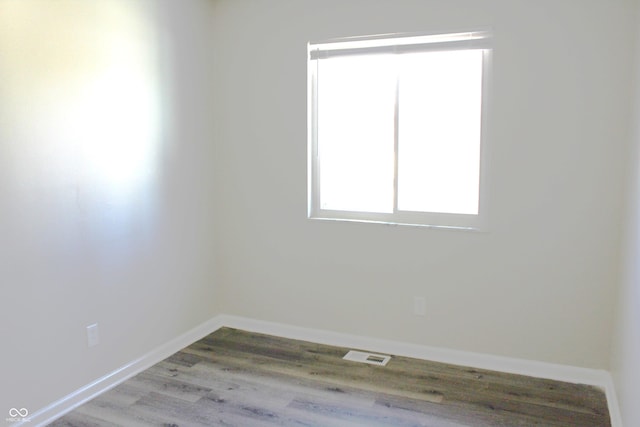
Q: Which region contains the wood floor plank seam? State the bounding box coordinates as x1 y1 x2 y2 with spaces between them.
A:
49 327 611 427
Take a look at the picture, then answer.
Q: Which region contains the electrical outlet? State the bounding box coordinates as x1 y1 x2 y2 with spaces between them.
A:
413 297 426 316
87 323 100 347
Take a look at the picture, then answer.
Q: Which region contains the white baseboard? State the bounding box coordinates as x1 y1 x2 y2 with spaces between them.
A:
603 374 623 427
219 315 623 427
26 313 623 427
26 316 225 427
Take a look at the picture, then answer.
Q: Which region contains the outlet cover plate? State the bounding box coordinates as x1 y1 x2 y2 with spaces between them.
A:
87 323 100 347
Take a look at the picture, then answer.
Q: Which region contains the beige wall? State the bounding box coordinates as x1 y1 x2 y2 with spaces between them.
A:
3 0 639 422
611 3 640 425
0 0 219 414
212 0 635 369
612 206 640 424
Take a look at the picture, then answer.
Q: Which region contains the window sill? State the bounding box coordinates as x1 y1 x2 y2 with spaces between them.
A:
308 215 487 232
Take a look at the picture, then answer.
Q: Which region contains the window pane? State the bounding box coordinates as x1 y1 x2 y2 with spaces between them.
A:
316 55 395 213
397 50 483 215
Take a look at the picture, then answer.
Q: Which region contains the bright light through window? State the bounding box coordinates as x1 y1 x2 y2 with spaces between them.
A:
309 31 491 229
397 50 483 215
317 54 396 213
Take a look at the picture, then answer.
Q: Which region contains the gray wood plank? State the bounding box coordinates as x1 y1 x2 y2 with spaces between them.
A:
48 327 611 427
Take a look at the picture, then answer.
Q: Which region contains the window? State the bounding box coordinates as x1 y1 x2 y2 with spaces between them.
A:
307 30 492 230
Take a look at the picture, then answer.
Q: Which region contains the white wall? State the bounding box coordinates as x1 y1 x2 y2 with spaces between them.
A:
611 3 640 425
0 0 219 416
612 199 640 425
3 0 638 421
212 0 635 369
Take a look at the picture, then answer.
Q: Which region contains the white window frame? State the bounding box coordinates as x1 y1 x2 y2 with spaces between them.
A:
307 30 492 231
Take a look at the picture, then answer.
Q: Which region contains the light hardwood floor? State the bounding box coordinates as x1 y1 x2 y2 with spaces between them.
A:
49 327 611 426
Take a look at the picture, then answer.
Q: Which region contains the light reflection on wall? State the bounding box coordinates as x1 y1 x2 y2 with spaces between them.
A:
0 0 163 255
75 54 160 196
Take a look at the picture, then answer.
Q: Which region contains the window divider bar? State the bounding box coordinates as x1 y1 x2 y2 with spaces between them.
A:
392 67 400 214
